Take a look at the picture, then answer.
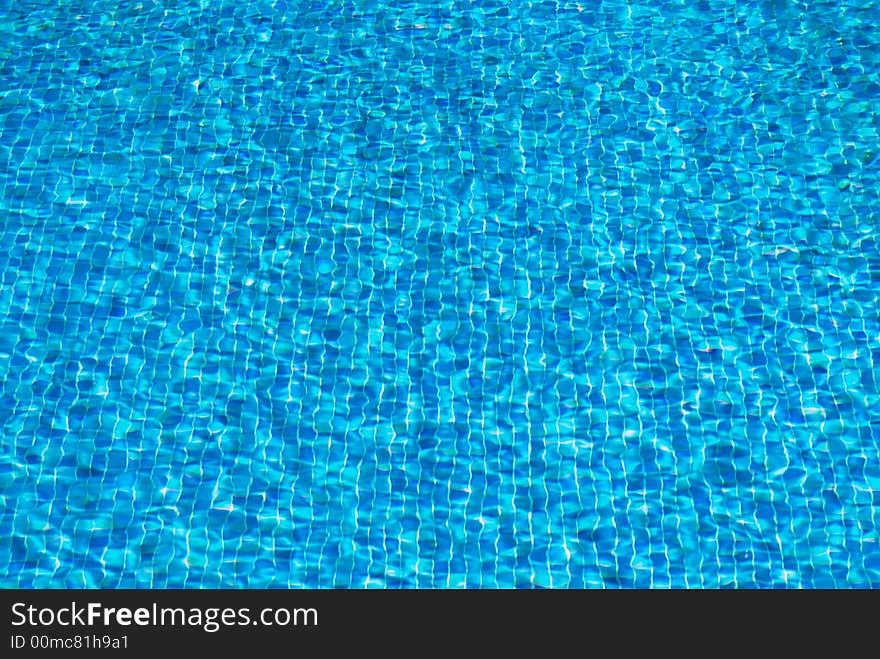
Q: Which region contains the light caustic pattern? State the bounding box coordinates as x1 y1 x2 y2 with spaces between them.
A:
0 0 879 587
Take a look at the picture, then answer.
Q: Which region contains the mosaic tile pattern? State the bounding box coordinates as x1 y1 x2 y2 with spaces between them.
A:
1 0 879 587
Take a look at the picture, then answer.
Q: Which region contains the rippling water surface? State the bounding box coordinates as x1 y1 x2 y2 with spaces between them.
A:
1 0 879 587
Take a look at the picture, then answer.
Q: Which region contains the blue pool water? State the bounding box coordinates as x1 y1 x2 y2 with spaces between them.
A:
1 0 879 588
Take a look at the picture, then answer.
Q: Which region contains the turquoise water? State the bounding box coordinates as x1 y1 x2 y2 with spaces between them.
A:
1 0 879 588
